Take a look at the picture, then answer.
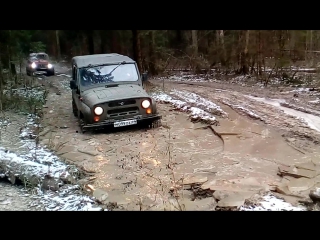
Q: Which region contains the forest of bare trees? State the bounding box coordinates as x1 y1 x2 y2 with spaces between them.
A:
1 30 320 78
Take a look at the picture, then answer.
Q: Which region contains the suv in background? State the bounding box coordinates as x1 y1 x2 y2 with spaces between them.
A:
26 52 55 76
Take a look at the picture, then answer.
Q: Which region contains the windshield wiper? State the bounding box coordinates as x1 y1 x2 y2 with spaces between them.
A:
105 83 119 88
106 61 126 76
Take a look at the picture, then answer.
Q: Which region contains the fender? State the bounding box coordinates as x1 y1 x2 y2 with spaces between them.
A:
79 101 92 123
151 98 157 114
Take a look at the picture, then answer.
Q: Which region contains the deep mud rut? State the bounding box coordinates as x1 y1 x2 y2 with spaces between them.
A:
37 65 320 210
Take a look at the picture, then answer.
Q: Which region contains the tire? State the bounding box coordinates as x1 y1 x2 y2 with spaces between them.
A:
143 119 161 129
72 100 78 117
47 69 55 76
78 113 86 134
152 119 162 128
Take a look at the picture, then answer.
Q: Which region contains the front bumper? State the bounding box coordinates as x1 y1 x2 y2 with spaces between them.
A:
82 114 161 130
32 68 53 72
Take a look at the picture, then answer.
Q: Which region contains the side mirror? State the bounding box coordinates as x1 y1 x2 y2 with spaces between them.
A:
70 80 76 89
142 72 148 82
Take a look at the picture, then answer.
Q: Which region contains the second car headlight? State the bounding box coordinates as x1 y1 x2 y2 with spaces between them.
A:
94 106 103 115
141 99 151 109
48 63 53 69
31 62 36 69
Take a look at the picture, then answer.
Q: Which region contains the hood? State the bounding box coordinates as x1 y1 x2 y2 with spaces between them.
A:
81 84 149 107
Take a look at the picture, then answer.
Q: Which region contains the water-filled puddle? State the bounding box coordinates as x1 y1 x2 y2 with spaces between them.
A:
246 95 320 132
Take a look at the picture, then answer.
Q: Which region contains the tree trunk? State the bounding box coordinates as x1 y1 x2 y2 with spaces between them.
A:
191 30 198 56
148 30 157 75
0 54 3 111
100 30 107 53
240 30 250 74
86 30 94 54
55 30 61 61
290 30 295 60
257 30 262 75
132 30 143 73
175 30 183 49
219 30 226 66
310 30 313 66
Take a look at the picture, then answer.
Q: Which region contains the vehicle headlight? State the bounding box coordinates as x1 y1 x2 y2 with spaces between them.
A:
94 106 103 115
31 62 36 69
141 99 151 109
48 63 53 69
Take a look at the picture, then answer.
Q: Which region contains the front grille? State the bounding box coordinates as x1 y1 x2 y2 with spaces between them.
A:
108 99 136 107
38 64 47 68
107 107 139 117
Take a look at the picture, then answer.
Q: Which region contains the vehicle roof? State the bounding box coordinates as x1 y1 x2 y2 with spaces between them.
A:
72 53 135 68
29 52 48 55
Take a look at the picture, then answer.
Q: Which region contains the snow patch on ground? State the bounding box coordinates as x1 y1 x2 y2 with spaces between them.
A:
241 194 306 211
151 92 217 124
35 185 103 211
170 89 228 117
3 87 46 101
219 98 263 120
57 74 71 78
309 98 320 104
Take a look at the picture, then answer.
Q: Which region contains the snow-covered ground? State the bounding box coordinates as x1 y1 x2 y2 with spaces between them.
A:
151 91 218 124
240 194 306 211
170 90 228 117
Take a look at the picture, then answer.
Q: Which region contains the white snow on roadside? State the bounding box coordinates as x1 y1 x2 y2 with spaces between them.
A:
241 194 306 211
3 87 46 101
170 89 228 117
309 99 320 104
219 98 263 120
57 74 71 78
151 92 217 124
0 114 102 211
35 185 103 211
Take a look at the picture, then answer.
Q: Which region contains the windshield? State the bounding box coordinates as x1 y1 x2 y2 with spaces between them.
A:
36 54 49 60
79 63 139 87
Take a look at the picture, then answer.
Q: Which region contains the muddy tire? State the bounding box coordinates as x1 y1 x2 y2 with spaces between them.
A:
151 119 162 129
78 112 87 134
79 119 86 134
47 69 55 76
72 100 78 117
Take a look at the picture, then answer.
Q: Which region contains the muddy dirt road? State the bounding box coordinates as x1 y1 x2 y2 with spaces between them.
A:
37 64 320 210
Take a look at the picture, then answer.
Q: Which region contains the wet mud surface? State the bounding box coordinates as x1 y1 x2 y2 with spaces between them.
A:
32 64 320 210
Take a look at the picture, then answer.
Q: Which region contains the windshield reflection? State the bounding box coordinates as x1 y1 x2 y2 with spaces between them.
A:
80 63 139 86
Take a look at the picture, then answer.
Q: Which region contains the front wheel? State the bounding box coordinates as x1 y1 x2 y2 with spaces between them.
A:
152 119 162 128
47 69 55 76
72 100 78 117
